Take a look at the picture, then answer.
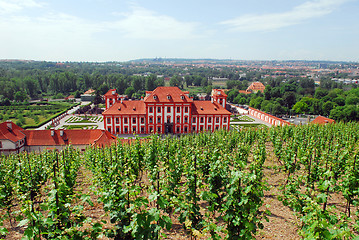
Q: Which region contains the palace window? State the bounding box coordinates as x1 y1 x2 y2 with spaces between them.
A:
116 127 119 134
157 116 161 124
177 107 180 113
176 126 180 133
157 126 161 133
141 127 145 133
116 118 119 124
223 117 227 123
133 118 136 124
200 117 204 123
167 106 171 113
192 117 196 123
184 116 188 123
185 107 188 113
108 127 111 132
107 118 111 124
150 127 153 133
158 107 161 113
149 107 153 113
216 117 219 123
208 117 212 123
177 116 180 123
124 118 128 124
124 127 128 133
149 117 153 124
141 117 145 124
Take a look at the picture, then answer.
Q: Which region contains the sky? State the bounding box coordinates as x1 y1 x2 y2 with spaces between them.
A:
0 0 358 62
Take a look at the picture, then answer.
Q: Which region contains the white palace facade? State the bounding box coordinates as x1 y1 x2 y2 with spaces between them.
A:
103 87 231 135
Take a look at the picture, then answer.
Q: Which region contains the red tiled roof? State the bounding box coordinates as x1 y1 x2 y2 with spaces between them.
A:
192 101 231 115
311 116 335 125
93 130 118 147
83 89 96 95
247 82 265 92
23 129 117 147
0 121 26 143
212 89 228 97
144 87 193 103
239 90 250 94
102 101 146 115
104 89 118 97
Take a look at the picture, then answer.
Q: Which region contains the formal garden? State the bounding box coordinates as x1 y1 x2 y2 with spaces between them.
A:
0 101 79 129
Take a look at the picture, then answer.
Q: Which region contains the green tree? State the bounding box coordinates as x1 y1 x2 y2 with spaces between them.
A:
125 86 135 98
170 75 182 88
145 74 157 91
14 91 28 102
332 96 345 106
249 96 264 109
283 92 296 109
314 88 328 99
322 101 335 116
292 101 309 114
345 95 359 105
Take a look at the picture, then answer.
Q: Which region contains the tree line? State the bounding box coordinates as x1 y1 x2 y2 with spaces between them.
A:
227 77 359 121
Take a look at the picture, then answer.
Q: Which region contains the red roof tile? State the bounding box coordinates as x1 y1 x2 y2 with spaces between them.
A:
212 89 228 97
93 130 118 147
311 116 335 125
192 101 231 115
102 101 146 115
104 89 118 97
247 82 265 92
83 89 96 95
144 87 192 103
23 129 117 147
0 121 26 142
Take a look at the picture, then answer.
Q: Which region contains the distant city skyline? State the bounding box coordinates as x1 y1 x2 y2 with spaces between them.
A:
0 0 358 62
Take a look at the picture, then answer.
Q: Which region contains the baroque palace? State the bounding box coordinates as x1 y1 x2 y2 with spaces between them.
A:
103 86 231 135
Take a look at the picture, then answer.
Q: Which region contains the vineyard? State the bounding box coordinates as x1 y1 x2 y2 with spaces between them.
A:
0 123 359 239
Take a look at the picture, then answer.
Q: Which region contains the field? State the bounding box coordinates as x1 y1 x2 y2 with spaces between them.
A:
0 101 78 129
1 123 359 239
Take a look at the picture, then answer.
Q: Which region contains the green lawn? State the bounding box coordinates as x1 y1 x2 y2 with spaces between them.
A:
63 124 98 130
231 124 267 130
0 101 78 128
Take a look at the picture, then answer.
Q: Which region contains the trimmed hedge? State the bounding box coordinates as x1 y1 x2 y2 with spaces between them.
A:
23 103 80 129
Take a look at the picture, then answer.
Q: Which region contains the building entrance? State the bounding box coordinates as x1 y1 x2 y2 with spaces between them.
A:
164 123 174 134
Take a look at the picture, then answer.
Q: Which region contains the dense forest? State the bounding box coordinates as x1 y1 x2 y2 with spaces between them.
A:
0 60 358 122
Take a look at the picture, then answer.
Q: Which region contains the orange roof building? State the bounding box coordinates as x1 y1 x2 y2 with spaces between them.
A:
239 82 266 95
311 116 335 125
0 121 118 155
103 87 231 135
0 121 26 154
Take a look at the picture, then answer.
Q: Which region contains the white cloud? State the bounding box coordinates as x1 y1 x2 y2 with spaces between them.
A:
0 2 202 61
0 0 42 14
110 6 200 40
221 0 349 32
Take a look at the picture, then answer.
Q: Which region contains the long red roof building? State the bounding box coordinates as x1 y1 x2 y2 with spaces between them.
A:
103 87 231 135
0 121 117 155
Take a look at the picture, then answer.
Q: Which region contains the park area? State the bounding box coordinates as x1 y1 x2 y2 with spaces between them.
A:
0 101 78 129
